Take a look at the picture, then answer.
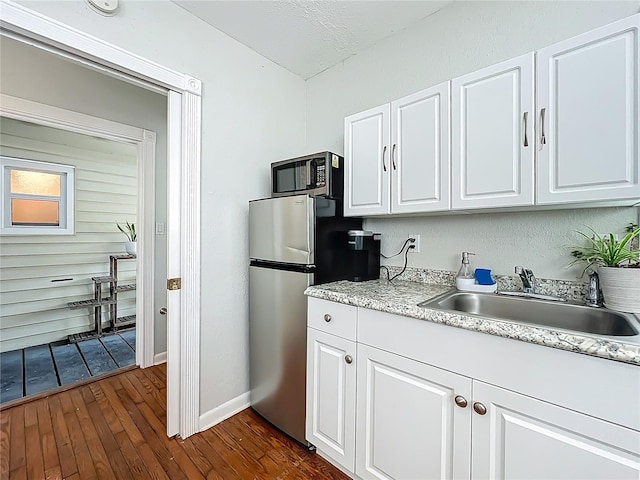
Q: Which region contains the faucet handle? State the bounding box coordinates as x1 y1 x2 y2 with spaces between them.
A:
514 266 524 275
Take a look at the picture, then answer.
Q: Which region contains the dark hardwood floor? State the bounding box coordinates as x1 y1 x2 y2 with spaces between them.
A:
0 364 349 480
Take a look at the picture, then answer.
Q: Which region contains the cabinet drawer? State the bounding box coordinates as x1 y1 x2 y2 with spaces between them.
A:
308 297 357 340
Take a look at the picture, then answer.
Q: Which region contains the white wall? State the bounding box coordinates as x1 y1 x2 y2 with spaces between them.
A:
0 118 137 352
9 0 308 416
306 0 640 281
0 36 169 356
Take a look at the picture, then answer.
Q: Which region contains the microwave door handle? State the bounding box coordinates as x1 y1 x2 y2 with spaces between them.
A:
306 161 312 188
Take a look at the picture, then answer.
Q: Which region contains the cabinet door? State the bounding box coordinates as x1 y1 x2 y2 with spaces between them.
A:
391 82 450 213
355 344 471 480
306 328 356 472
451 53 535 209
472 381 640 480
344 104 390 216
537 15 640 205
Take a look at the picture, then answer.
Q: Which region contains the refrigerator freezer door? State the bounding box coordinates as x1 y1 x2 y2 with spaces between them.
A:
249 264 312 445
249 195 314 265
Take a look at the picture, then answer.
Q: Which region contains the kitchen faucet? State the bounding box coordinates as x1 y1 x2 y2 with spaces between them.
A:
584 270 604 307
515 266 536 294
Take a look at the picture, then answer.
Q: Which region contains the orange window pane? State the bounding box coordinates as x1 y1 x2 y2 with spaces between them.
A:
10 169 61 196
11 198 60 226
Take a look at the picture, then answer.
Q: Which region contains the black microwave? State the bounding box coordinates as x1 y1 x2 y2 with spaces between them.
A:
271 151 344 199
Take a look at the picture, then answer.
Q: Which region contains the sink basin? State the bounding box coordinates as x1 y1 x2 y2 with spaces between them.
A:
419 291 639 337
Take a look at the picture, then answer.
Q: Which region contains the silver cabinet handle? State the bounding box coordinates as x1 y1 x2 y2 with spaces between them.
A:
160 307 167 315
523 112 529 147
473 402 487 415
454 395 468 408
540 108 547 148
324 314 332 322
344 355 353 364
382 145 388 172
392 143 397 170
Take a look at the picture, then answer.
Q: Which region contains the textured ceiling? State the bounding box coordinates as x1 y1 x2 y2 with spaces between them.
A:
172 1 452 79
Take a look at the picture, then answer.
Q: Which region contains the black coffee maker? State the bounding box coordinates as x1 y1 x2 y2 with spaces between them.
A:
347 230 381 282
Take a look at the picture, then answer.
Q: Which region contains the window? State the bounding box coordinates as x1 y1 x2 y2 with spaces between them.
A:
1 156 75 235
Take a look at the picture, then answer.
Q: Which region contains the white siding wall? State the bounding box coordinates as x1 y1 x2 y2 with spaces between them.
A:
0 117 137 352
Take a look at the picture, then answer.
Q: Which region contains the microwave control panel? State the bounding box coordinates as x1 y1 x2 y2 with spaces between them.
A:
315 159 326 187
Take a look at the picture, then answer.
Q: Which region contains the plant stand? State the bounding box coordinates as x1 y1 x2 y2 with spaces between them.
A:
67 254 136 341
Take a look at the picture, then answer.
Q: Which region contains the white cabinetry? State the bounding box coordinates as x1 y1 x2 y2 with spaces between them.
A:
451 53 535 209
344 83 450 216
390 84 450 214
306 298 640 479
344 15 640 216
355 343 471 480
344 105 390 216
472 381 640 479
536 15 640 204
306 298 357 472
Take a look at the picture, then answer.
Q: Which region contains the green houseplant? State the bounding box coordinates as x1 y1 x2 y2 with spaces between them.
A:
117 221 137 256
570 224 639 313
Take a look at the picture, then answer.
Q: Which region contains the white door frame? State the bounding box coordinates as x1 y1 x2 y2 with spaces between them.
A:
0 94 156 369
0 2 202 438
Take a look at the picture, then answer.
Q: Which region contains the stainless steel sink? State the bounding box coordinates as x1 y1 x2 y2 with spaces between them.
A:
419 290 640 337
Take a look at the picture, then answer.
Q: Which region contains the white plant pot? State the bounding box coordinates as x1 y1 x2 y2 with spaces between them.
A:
125 241 137 256
598 266 640 313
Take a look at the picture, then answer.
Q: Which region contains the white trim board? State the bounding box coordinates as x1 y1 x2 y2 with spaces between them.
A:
0 0 203 439
154 352 167 365
199 392 251 432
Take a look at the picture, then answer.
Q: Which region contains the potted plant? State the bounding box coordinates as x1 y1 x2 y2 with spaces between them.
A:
117 221 137 256
570 223 640 313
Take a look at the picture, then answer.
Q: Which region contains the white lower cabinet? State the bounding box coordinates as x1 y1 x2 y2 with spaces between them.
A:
306 327 357 472
355 344 471 480
306 299 640 479
472 381 640 480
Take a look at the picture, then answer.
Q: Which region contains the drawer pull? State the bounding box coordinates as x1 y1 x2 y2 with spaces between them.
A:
454 395 468 408
473 402 487 415
324 314 332 322
344 355 353 364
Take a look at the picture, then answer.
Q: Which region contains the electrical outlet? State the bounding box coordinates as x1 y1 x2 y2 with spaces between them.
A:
591 232 618 242
597 233 618 242
408 234 420 253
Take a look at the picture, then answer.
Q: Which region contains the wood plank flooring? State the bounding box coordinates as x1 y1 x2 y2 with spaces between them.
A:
1 331 136 405
0 364 350 480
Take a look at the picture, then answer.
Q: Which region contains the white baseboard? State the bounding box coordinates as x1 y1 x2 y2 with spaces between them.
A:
199 391 250 432
153 352 167 365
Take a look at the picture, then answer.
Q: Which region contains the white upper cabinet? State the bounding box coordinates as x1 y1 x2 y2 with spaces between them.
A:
344 83 450 216
391 83 451 213
451 53 535 209
344 14 640 217
536 15 640 204
344 104 390 216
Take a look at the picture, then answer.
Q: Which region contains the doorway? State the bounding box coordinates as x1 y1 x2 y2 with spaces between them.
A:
0 101 157 404
1 1 203 438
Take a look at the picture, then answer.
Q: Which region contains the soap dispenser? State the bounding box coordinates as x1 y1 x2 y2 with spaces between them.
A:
456 251 475 290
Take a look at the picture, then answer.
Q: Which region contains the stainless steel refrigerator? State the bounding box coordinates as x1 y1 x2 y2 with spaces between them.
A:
249 194 361 444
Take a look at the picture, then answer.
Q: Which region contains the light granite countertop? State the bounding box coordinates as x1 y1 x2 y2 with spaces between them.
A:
305 279 640 366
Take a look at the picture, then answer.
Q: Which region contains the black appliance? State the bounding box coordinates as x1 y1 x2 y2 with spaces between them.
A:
347 230 381 282
271 151 343 199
